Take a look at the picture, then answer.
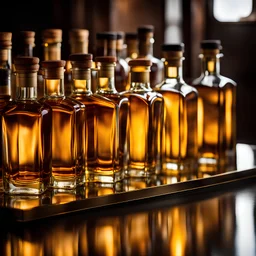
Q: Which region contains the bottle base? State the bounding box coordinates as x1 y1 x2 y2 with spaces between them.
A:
161 160 198 176
124 166 155 178
51 175 84 189
86 168 123 183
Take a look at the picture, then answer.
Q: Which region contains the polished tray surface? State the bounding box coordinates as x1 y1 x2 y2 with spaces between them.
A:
1 143 256 222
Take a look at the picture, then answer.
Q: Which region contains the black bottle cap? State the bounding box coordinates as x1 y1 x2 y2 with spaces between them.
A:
200 40 222 50
116 31 125 40
125 32 137 40
96 32 117 40
162 43 185 52
137 25 154 33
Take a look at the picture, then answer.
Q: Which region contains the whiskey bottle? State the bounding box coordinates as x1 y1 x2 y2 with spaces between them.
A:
65 29 89 96
2 56 52 195
39 60 85 189
0 32 12 191
69 53 119 183
137 25 164 89
94 32 129 92
191 40 237 173
37 29 62 99
125 32 138 63
12 31 36 100
155 43 198 175
121 58 163 177
94 56 129 182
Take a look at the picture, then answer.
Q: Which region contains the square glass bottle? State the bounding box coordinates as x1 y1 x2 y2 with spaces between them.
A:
2 56 52 195
39 60 85 189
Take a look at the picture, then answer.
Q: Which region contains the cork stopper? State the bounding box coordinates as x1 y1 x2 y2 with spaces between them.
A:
20 31 35 46
162 43 185 59
41 60 66 79
42 29 62 43
69 53 93 69
69 29 89 42
0 32 12 49
128 58 152 67
14 56 39 72
95 56 117 63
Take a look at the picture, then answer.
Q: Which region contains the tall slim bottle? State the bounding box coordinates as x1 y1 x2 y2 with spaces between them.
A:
121 59 163 177
39 60 85 189
2 56 52 195
65 29 89 96
38 29 62 99
191 40 237 173
94 56 129 182
69 53 120 183
0 32 12 191
137 25 164 89
155 44 198 175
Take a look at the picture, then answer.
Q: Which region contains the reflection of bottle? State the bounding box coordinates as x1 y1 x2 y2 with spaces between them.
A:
95 56 129 183
121 59 163 177
39 60 85 189
155 43 198 175
69 53 120 183
191 40 237 173
137 25 164 88
0 32 12 191
2 57 52 195
65 29 89 97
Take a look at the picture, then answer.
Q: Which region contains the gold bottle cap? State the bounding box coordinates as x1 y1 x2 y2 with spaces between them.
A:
0 32 12 48
128 58 152 67
95 56 117 63
69 53 92 68
20 31 35 46
69 29 89 42
42 29 62 43
14 56 40 72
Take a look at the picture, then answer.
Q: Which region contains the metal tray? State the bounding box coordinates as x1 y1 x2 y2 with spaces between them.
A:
1 143 256 222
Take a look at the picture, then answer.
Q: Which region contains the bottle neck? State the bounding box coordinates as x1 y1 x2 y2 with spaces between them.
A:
71 68 92 96
126 40 138 59
0 57 11 97
130 67 151 91
16 72 37 99
164 59 184 83
200 55 221 76
20 44 34 57
43 42 62 60
70 41 88 54
96 39 116 57
96 63 117 94
138 38 153 57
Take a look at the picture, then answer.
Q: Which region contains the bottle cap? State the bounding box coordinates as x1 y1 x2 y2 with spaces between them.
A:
42 29 62 43
96 32 117 40
125 32 138 40
95 56 117 63
116 31 125 40
162 43 185 52
0 32 12 48
20 31 35 46
137 25 154 33
14 56 40 72
69 53 93 68
200 40 222 50
41 60 66 68
128 58 152 67
69 29 89 42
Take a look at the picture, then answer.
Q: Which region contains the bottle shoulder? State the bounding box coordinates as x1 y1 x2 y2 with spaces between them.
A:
122 90 163 103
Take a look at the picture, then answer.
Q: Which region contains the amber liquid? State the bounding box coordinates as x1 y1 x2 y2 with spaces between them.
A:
40 97 85 189
122 90 163 177
115 58 129 92
192 77 236 174
2 100 52 195
158 84 198 174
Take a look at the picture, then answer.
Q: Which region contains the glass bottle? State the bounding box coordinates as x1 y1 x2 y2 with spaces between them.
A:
65 28 89 97
12 31 36 100
37 29 62 99
121 58 163 177
191 40 237 173
125 32 138 63
94 56 129 183
69 53 120 183
39 60 85 189
94 32 129 92
155 43 198 175
2 56 52 195
0 32 12 191
137 25 164 89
